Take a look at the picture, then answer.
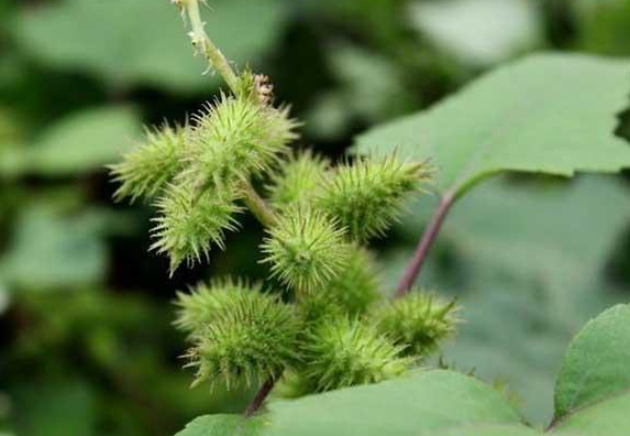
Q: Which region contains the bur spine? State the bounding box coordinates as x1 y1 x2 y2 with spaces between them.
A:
300 317 411 392
370 291 459 358
183 285 299 389
318 156 433 241
266 150 331 208
110 124 189 202
261 206 350 292
150 184 242 273
175 278 262 334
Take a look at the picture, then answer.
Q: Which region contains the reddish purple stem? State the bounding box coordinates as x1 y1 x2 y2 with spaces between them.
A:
395 191 456 298
244 377 277 418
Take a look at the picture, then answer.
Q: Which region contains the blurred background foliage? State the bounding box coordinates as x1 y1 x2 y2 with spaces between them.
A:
1 0 630 434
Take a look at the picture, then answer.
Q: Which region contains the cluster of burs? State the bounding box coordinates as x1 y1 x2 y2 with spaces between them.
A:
111 71 459 396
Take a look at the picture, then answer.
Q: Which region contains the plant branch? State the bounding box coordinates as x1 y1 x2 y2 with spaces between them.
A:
394 190 456 298
244 377 277 418
239 181 279 417
178 0 240 94
241 181 278 228
172 0 279 418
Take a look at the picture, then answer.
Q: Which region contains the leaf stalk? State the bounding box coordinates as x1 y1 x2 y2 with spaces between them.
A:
394 190 456 298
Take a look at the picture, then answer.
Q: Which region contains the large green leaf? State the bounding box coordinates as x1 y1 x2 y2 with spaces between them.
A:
263 370 523 436
553 304 630 421
354 54 630 198
28 106 141 176
175 414 261 436
552 392 630 435
13 0 286 92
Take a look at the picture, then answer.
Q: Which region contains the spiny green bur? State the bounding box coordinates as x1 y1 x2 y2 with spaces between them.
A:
111 0 455 397
261 206 350 293
110 124 189 202
369 291 460 358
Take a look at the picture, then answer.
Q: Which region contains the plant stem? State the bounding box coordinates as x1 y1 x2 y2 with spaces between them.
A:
244 377 277 418
394 190 456 298
239 181 279 417
173 0 280 419
241 181 278 228
180 0 240 94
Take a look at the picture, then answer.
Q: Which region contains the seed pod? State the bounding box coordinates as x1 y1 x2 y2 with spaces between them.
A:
186 289 299 390
183 94 299 194
110 124 189 203
318 156 433 241
174 277 262 335
150 183 242 274
370 291 459 358
326 245 381 316
300 316 410 392
266 150 330 208
261 206 350 292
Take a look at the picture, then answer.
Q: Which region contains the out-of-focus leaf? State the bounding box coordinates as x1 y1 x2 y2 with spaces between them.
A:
27 106 141 176
0 107 27 179
0 205 109 290
264 371 522 436
175 414 262 436
441 425 542 436
355 55 630 198
574 0 630 56
442 177 630 303
307 43 412 140
553 304 630 421
553 392 630 435
408 0 542 66
13 0 287 92
10 379 97 436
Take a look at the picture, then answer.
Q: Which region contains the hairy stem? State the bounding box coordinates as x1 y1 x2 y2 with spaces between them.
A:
179 0 240 93
244 377 277 418
173 0 280 419
240 181 279 416
239 180 278 416
241 181 278 228
394 191 456 298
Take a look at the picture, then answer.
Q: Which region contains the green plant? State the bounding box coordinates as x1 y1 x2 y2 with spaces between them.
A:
109 1 630 435
111 0 456 419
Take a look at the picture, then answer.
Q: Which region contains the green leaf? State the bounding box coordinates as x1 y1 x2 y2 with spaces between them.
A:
28 106 141 176
408 0 542 66
263 370 523 436
439 177 630 284
13 0 287 92
0 205 109 290
574 0 630 56
552 392 630 435
306 43 411 139
354 54 630 199
175 414 261 436
553 304 630 420
9 378 97 436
